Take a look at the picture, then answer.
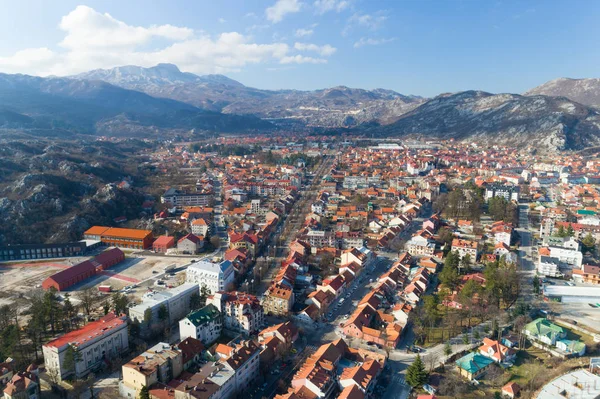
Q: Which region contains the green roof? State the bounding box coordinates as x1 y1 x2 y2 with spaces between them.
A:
455 352 494 374
524 318 565 339
577 210 596 215
558 339 586 353
185 304 221 327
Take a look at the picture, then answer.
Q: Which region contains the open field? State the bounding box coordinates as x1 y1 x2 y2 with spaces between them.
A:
0 253 194 305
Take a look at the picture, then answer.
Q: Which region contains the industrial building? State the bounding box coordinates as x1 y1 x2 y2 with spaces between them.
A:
0 241 89 262
41 248 125 291
543 285 600 303
84 226 154 250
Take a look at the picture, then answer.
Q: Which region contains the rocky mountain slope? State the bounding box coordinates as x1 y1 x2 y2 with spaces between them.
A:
0 139 154 246
0 73 272 137
73 64 425 128
373 90 600 151
525 78 600 108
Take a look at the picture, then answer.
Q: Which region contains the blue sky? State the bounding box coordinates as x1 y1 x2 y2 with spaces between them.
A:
0 0 599 96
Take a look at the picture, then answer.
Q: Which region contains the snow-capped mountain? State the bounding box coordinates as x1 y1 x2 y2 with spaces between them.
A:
72 64 426 127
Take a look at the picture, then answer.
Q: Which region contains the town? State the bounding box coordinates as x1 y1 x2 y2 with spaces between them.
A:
2 136 600 399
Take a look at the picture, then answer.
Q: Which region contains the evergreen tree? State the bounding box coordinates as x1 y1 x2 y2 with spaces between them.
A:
556 225 566 238
190 293 201 311
444 342 452 357
405 354 428 388
566 224 575 237
63 344 81 378
583 233 596 250
140 385 150 399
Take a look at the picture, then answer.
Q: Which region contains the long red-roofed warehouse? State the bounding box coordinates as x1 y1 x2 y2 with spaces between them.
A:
42 248 125 291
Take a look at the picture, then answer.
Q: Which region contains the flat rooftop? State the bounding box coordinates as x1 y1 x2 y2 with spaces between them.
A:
536 369 600 399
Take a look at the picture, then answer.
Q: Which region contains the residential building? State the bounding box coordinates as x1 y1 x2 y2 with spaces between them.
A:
485 184 520 202
191 218 210 236
176 337 205 372
217 340 261 394
405 235 436 257
478 338 516 364
179 304 222 345
573 264 600 285
455 352 495 381
186 260 235 294
120 342 183 398
207 292 264 336
543 246 583 268
161 188 213 208
523 318 566 346
263 283 295 316
537 256 562 277
172 362 235 399
128 284 199 331
3 372 40 399
451 239 478 263
42 313 128 381
177 234 204 254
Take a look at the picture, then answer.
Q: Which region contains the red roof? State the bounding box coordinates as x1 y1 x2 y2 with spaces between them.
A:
44 313 126 350
45 260 96 285
93 248 124 266
178 233 202 244
154 236 175 246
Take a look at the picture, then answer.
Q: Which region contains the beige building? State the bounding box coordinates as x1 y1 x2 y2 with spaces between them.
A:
263 283 295 316
120 342 183 398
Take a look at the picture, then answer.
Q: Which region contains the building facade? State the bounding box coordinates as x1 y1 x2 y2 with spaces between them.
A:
42 313 128 381
179 304 222 345
186 260 235 294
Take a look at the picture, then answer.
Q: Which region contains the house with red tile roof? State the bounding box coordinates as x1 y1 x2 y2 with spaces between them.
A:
478 338 516 364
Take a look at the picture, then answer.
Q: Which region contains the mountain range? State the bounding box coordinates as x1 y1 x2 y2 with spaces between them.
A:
3 63 600 150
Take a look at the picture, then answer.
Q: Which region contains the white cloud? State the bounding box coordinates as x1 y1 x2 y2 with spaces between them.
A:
280 55 327 64
295 28 314 37
0 5 337 76
218 18 226 24
353 37 396 48
314 0 349 14
343 11 388 35
294 42 337 56
58 6 193 50
266 0 303 23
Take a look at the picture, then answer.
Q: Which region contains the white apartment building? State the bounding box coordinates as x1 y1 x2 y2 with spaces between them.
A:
191 218 210 236
128 283 199 330
538 256 562 278
186 260 235 294
405 235 436 256
179 304 222 345
207 292 264 336
42 313 128 381
546 246 583 268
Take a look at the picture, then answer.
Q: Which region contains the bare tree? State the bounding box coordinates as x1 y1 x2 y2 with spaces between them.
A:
78 287 101 315
424 351 439 373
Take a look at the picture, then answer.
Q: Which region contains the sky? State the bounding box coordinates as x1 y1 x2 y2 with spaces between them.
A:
0 0 599 97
